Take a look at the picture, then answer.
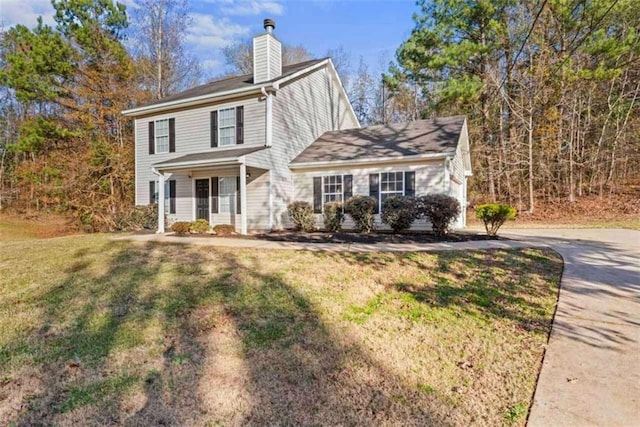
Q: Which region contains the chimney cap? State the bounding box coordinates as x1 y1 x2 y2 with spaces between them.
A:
263 18 276 31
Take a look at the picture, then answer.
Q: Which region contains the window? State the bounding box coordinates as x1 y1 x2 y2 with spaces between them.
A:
155 119 169 153
149 179 175 214
380 172 404 205
313 175 352 213
370 171 415 213
218 108 236 146
323 175 343 204
218 176 237 213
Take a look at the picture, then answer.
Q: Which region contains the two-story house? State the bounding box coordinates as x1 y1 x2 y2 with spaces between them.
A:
122 19 472 234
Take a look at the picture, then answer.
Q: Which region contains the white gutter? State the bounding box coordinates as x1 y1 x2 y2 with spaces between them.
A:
122 85 271 117
289 152 454 169
153 158 241 170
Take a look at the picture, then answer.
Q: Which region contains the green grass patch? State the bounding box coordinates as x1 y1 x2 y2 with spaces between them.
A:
0 232 562 426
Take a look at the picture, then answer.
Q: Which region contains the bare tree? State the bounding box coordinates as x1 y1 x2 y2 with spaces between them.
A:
130 0 202 99
222 38 312 75
326 45 351 88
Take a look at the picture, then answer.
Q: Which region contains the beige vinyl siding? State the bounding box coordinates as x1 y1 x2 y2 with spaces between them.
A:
293 160 446 231
253 35 270 83
135 96 265 206
268 38 282 79
245 65 358 229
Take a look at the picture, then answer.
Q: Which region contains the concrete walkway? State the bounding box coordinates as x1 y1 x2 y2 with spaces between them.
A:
115 228 640 425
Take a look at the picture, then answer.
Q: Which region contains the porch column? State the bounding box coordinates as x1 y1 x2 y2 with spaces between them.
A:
240 162 247 235
157 172 165 233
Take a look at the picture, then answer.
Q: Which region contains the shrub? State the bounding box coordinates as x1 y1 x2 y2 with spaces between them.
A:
189 219 210 234
171 221 191 235
344 195 377 233
287 201 315 232
416 194 461 236
112 204 157 231
476 203 516 236
213 224 235 235
381 196 417 233
323 201 344 232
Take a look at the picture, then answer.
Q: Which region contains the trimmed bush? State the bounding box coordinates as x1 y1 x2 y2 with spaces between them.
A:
323 201 345 232
287 201 315 232
190 219 210 234
381 196 417 233
170 221 191 235
213 224 235 235
416 194 461 236
344 195 377 233
476 203 516 236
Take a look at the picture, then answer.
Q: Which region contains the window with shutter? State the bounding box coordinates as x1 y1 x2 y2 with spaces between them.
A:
236 106 244 144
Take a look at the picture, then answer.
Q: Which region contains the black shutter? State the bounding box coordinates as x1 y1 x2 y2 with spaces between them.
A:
149 181 156 204
148 121 155 154
168 118 176 152
236 176 241 214
369 174 380 214
236 106 244 144
405 171 415 197
211 177 219 213
169 180 176 214
313 177 322 213
343 174 353 202
210 111 218 147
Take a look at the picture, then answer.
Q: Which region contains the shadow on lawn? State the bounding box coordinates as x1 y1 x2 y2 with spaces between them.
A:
8 241 447 425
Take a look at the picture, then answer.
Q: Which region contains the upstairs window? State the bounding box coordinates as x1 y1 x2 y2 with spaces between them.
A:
219 108 236 146
155 119 169 153
148 118 175 154
211 106 244 147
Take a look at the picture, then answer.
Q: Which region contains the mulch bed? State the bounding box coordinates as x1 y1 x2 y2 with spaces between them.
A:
248 230 503 244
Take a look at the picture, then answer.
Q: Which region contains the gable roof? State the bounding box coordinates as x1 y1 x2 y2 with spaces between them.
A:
122 58 327 116
290 116 466 167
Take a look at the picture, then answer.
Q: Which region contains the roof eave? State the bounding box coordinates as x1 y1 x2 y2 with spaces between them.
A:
153 157 243 171
289 152 453 169
122 85 271 117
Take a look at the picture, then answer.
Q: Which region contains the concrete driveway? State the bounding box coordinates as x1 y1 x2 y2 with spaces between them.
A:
503 229 640 426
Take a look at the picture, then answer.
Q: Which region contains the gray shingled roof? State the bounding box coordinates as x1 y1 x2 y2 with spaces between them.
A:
140 58 327 108
290 116 466 165
153 146 267 169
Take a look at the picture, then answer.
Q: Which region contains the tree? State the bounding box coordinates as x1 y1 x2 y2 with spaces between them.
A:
130 0 202 99
222 38 312 75
348 57 375 125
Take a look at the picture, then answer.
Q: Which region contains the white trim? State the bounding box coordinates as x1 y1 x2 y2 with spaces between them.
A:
191 178 196 221
240 163 247 235
290 152 453 169
122 86 267 117
134 120 138 204
261 87 273 147
268 170 273 230
155 158 241 170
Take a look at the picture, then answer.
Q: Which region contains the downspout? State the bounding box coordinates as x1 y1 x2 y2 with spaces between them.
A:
261 86 274 147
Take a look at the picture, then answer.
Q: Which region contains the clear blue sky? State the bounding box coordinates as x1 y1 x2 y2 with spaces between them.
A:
1 0 419 78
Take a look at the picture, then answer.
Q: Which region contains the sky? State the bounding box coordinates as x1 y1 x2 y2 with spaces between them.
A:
0 0 419 79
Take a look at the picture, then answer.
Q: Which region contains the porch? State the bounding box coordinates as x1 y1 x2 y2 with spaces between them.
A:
151 147 271 235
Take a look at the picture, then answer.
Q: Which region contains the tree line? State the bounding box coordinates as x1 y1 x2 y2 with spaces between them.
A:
384 0 640 212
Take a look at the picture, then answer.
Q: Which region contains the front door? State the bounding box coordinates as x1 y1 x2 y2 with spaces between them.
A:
195 179 210 221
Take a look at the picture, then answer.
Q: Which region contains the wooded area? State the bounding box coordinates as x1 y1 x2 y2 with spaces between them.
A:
0 0 638 230
386 0 640 213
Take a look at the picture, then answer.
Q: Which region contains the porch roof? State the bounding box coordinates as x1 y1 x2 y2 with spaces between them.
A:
152 146 267 170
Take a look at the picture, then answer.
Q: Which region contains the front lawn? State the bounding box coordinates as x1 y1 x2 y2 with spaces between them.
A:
0 234 562 425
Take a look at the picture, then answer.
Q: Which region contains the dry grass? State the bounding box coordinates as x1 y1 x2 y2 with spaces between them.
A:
0 233 562 426
0 214 77 241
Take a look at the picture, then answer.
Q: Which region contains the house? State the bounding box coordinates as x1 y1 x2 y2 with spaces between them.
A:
122 19 472 234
